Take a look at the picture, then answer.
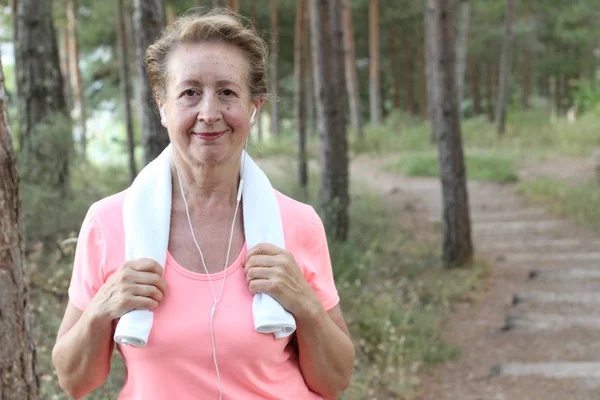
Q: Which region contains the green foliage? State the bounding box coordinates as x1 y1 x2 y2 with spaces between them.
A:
518 177 600 228
270 163 483 397
385 152 519 183
573 79 600 114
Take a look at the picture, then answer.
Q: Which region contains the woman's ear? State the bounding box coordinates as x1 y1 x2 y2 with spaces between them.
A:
250 100 264 125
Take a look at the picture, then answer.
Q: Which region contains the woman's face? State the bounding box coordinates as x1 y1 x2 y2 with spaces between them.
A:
161 42 259 168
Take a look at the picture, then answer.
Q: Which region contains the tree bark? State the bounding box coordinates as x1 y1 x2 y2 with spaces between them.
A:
166 0 176 24
522 45 531 110
469 59 481 115
295 0 308 188
486 63 494 121
58 19 72 110
425 2 438 141
117 0 137 182
66 0 87 159
419 35 428 121
14 0 71 190
0 54 39 400
228 0 239 11
369 0 381 125
133 0 168 165
270 0 280 137
310 0 349 241
455 0 469 108
343 1 363 140
428 0 473 268
405 38 415 116
495 0 514 135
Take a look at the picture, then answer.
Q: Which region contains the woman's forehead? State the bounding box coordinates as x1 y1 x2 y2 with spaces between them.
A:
166 42 249 88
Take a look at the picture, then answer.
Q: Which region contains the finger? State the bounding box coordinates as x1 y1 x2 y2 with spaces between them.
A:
246 243 282 260
245 254 281 270
130 271 168 294
131 284 164 303
122 296 159 315
129 259 164 275
248 278 274 295
245 266 273 281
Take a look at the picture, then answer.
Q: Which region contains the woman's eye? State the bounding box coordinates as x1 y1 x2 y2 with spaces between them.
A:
221 89 234 96
183 89 198 97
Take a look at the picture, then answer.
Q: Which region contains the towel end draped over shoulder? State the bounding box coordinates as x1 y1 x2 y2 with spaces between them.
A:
114 144 296 347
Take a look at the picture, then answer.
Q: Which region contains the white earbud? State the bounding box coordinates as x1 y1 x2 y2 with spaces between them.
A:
160 106 167 127
250 108 257 124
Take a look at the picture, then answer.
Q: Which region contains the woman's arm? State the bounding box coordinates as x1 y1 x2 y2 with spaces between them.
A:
245 244 355 399
295 304 355 399
52 302 114 399
53 259 167 398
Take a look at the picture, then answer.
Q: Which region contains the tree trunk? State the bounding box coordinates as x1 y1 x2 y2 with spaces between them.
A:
0 54 39 400
522 45 531 110
368 0 381 125
455 0 469 108
343 1 363 140
469 59 481 115
166 0 176 24
310 0 349 241
486 63 494 121
495 0 514 135
553 75 561 116
228 0 239 11
419 35 428 121
405 38 415 116
305 19 316 138
270 0 280 137
250 0 256 25
14 0 71 190
295 0 308 188
117 0 137 182
389 26 401 110
58 20 72 110
66 0 87 159
428 0 473 268
133 0 168 165
425 3 438 141
213 0 226 6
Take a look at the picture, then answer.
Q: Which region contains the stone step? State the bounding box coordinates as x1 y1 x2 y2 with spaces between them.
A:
502 252 600 266
503 313 600 332
513 291 600 306
529 268 600 281
473 219 571 233
478 238 600 252
491 362 600 379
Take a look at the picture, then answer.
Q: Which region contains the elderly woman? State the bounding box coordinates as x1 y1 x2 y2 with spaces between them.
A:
52 9 354 400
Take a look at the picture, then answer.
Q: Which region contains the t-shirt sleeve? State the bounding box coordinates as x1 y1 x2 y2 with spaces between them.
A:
297 207 340 311
68 205 106 311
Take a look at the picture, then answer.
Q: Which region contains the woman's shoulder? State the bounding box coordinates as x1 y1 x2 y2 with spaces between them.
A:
274 190 324 239
85 189 128 230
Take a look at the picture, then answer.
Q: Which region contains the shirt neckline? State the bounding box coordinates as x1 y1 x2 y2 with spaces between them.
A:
165 242 247 281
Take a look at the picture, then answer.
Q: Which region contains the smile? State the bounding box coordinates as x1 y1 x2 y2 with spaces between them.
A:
193 131 226 140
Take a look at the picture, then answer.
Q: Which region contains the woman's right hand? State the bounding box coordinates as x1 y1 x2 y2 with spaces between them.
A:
87 258 167 321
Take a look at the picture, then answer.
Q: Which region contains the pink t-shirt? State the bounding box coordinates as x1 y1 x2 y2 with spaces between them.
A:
68 189 340 400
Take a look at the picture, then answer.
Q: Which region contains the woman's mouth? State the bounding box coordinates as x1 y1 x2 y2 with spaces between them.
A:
193 131 226 140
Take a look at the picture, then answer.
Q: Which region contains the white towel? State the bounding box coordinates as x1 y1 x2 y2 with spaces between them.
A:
114 144 296 347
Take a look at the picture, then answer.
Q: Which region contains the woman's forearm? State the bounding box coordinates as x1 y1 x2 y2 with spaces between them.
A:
296 306 355 399
52 310 114 399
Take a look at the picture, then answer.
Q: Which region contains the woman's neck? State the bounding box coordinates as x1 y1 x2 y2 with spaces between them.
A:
172 153 241 208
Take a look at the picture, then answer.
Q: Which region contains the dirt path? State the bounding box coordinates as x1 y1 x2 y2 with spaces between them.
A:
350 155 600 400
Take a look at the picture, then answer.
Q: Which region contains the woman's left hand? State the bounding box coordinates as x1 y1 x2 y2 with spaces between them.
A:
245 243 321 320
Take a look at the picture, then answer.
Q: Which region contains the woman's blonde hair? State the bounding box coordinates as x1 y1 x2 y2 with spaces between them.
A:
146 8 268 102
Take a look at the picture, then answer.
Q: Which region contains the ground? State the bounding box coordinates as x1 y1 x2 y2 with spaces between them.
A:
350 154 600 400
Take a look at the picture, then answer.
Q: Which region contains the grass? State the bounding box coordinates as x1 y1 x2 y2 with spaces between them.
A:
384 151 519 183
518 177 600 229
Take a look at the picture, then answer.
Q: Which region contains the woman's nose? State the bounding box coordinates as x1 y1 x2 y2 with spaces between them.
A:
197 95 222 125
